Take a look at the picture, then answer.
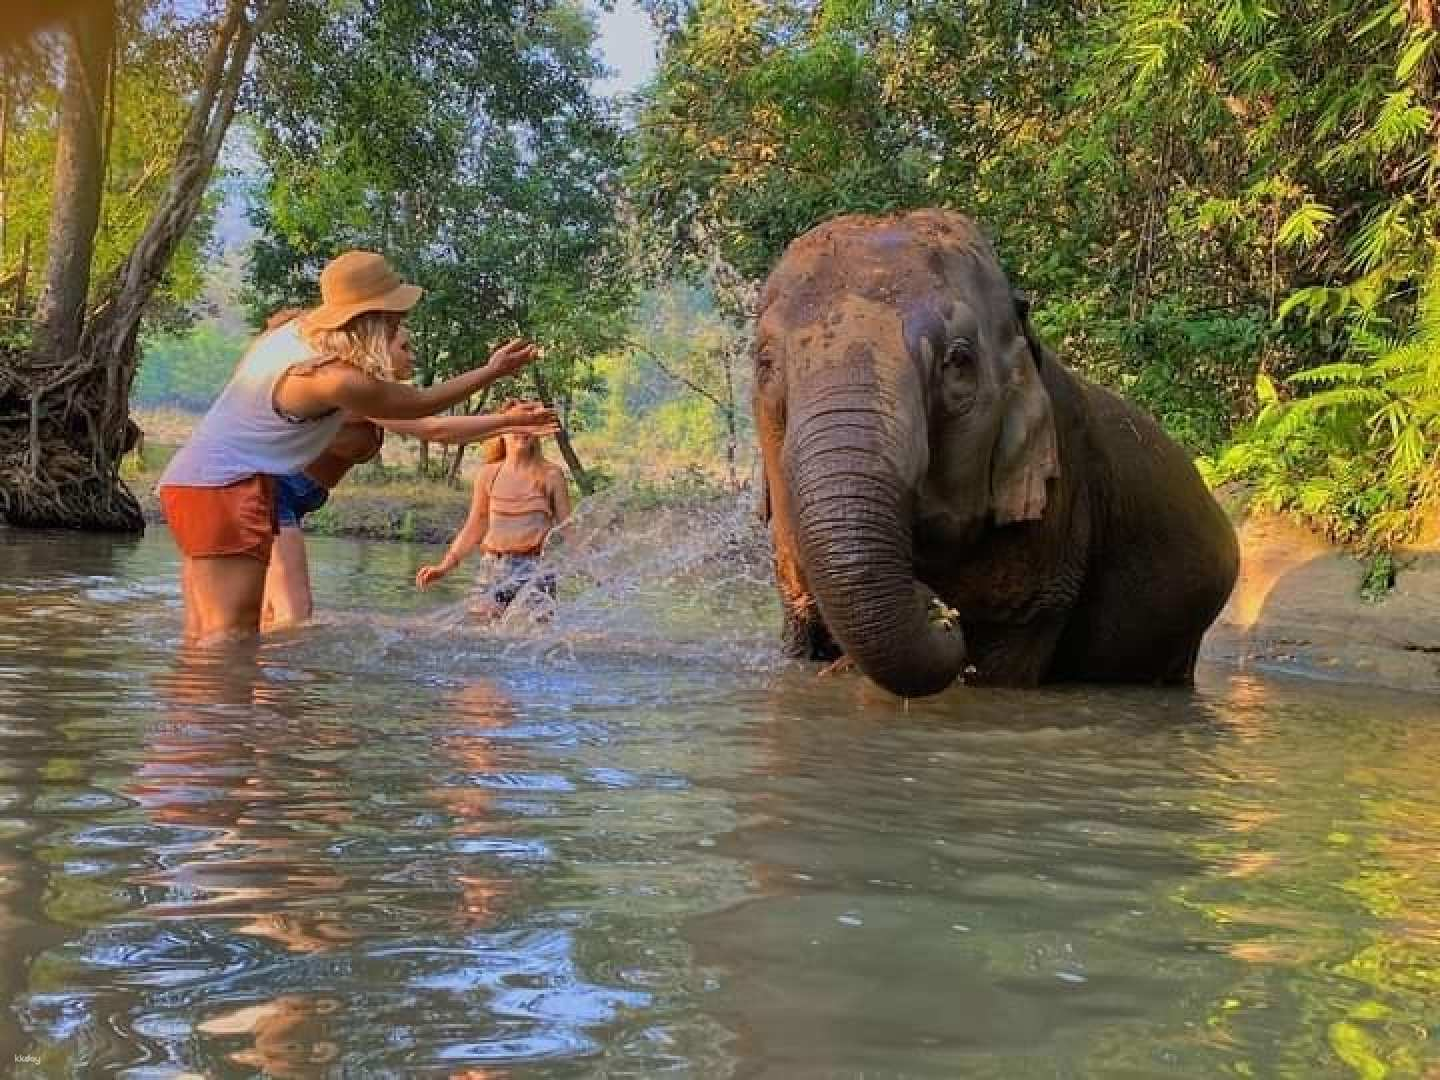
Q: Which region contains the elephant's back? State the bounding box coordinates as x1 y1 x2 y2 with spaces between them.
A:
1073 379 1231 545
1054 376 1239 679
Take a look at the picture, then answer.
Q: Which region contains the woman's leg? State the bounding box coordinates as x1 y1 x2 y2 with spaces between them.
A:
184 554 268 644
261 526 314 630
179 557 200 641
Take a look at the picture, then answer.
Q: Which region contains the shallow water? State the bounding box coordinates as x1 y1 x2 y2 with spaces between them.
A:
2 520 1439 1078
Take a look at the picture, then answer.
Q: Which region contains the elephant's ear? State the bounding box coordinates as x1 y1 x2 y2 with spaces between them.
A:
991 298 1059 525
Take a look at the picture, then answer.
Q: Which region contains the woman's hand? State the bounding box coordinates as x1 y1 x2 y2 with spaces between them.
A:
415 561 452 589
493 403 561 437
482 339 540 380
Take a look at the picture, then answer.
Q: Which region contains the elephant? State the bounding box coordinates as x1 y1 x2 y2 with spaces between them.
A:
753 209 1239 697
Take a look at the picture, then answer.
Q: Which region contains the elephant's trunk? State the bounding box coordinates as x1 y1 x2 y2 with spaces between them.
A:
787 384 966 697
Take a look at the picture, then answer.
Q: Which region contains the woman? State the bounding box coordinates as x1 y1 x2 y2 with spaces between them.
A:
158 250 542 644
414 401 571 619
257 311 558 630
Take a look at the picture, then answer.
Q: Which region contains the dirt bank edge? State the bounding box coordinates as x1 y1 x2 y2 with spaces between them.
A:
1202 509 1440 695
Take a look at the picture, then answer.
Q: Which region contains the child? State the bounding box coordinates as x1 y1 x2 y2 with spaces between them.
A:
415 401 571 619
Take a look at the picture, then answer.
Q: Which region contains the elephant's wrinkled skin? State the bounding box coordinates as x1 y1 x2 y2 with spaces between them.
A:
754 210 1239 697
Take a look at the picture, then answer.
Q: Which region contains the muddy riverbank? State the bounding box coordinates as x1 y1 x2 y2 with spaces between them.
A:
1202 509 1440 694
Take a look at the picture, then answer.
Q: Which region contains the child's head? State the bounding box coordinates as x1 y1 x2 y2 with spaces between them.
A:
485 400 546 463
264 306 307 331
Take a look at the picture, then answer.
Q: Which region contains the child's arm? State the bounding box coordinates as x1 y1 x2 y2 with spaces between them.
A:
374 404 558 444
416 465 495 589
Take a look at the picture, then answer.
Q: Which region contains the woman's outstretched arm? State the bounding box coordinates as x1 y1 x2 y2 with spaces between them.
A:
279 340 538 420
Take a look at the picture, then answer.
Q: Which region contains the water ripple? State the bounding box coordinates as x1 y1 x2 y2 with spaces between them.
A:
3 524 1440 1077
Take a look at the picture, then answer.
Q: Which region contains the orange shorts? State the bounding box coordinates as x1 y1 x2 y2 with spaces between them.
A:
159 475 277 563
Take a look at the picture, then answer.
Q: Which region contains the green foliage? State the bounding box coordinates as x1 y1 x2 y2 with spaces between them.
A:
131 324 248 411
624 463 732 508
1050 295 1269 452
1360 553 1397 602
1206 270 1440 551
245 0 630 415
132 325 245 410
1 1 217 321
630 0 1063 279
583 278 755 483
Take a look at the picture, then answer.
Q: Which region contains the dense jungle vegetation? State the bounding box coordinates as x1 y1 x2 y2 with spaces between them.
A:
632 0 1440 551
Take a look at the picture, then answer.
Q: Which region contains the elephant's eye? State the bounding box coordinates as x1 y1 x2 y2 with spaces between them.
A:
943 339 975 368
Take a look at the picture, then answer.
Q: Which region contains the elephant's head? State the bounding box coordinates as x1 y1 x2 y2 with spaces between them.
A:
754 210 1059 697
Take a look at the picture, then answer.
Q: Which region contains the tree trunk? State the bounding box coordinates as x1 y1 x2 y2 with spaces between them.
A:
1 0 285 532
529 366 593 494
552 425 592 494
13 233 29 316
444 389 492 487
722 344 738 490
725 408 737 491
34 1 114 364
1 90 10 263
446 442 466 487
101 14 119 191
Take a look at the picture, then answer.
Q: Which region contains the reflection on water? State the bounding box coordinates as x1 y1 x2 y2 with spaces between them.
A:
2 517 1439 1077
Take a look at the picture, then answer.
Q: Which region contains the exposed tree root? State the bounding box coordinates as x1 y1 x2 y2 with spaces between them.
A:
0 345 144 531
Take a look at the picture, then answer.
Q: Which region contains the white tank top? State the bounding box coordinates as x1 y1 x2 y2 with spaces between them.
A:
158 322 347 488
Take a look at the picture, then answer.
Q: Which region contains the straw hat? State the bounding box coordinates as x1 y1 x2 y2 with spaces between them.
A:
306 251 423 331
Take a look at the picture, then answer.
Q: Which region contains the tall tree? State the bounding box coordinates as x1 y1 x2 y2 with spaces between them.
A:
0 4 220 329
1 0 284 530
33 0 114 363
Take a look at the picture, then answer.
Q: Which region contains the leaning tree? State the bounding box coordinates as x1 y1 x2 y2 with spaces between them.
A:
0 0 283 530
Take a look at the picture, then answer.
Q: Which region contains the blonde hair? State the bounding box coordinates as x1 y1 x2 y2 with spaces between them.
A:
299 310 403 379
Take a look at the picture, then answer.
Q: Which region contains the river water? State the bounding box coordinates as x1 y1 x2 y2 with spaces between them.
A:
1 511 1438 1077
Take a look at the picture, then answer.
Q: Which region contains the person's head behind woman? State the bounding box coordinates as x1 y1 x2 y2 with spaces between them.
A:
265 306 307 332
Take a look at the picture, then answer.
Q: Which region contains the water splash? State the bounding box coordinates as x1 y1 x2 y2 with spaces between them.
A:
428 488 786 673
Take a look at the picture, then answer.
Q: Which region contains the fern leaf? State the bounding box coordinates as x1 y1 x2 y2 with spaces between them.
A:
1277 200 1335 250
1396 30 1435 82
1288 362 1369 386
